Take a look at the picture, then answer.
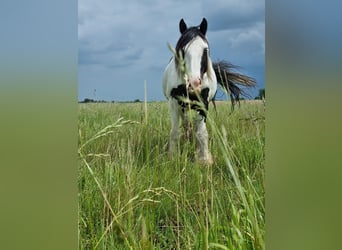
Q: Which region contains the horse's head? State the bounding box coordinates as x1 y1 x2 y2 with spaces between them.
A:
175 18 210 94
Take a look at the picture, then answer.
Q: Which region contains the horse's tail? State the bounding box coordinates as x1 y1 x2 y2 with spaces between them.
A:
212 60 256 108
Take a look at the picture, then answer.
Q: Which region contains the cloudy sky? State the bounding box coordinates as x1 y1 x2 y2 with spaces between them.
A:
78 0 265 101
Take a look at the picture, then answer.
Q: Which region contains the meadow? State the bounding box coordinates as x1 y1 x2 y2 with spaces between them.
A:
78 100 265 249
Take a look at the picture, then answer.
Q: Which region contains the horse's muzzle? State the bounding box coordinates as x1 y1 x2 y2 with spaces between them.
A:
188 76 202 93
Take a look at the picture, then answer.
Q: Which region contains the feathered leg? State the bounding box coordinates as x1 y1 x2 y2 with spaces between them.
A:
168 99 181 154
195 114 213 165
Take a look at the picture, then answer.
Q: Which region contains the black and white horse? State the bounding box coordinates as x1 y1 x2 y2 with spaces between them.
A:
162 18 255 164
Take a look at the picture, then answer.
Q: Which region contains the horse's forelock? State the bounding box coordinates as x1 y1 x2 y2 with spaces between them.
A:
175 27 207 54
174 27 208 73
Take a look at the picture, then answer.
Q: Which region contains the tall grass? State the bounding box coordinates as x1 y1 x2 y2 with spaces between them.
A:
78 101 265 249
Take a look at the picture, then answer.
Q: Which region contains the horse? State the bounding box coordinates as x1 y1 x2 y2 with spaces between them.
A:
162 18 256 164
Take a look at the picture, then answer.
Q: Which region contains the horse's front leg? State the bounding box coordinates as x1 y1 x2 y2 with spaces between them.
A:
181 108 193 141
168 99 181 154
195 114 213 165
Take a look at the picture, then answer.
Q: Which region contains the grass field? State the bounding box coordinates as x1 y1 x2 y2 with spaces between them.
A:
78 100 265 249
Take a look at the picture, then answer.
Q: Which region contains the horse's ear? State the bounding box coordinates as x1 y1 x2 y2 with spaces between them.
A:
199 18 207 35
179 19 187 34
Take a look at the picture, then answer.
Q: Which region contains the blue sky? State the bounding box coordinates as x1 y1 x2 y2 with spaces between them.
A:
78 0 265 101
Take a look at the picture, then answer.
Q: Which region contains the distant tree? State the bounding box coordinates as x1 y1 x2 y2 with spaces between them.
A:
134 99 141 103
82 98 95 103
255 88 265 100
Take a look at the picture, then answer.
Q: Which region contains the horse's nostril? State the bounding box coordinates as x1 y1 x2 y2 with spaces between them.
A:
188 77 202 93
193 78 201 88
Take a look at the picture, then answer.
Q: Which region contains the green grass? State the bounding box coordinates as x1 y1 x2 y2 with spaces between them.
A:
78 101 265 249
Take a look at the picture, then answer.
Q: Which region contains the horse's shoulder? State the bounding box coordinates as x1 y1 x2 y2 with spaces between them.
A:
163 58 181 98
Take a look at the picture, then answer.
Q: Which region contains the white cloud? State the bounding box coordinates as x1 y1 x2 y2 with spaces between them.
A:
229 22 265 55
202 0 264 30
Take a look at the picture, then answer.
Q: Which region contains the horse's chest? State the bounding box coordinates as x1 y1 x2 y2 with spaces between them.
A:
170 84 210 117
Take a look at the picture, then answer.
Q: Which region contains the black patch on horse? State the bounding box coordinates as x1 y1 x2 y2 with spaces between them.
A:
200 48 208 78
170 85 209 118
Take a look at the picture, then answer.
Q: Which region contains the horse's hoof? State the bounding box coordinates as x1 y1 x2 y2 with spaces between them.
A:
197 154 214 166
